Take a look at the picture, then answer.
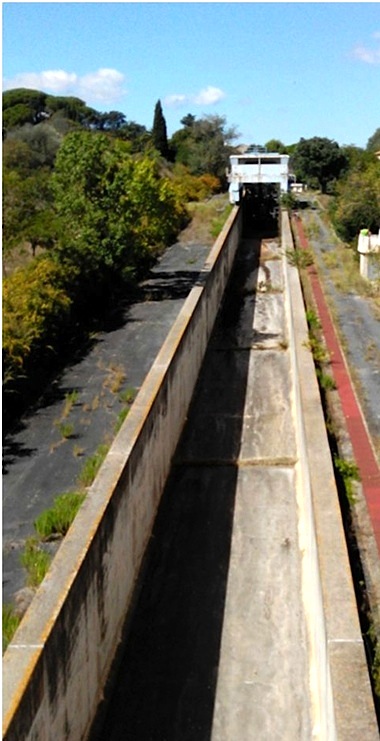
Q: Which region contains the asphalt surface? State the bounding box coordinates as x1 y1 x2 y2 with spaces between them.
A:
3 240 210 606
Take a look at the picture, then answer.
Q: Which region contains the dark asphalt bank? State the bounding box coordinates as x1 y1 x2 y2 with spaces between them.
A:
2 239 211 607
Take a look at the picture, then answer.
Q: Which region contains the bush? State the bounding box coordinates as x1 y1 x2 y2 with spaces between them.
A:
3 254 74 388
171 163 221 202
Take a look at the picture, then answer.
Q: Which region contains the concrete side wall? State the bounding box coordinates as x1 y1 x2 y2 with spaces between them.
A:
2 207 242 741
283 212 378 739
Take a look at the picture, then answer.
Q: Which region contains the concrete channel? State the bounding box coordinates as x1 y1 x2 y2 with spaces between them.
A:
3 207 378 739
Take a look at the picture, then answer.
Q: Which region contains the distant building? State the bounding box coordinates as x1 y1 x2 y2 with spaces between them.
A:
228 150 290 204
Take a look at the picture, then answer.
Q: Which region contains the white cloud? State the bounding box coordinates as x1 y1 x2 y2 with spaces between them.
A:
3 68 126 104
352 32 380 64
163 93 188 108
77 68 125 103
193 86 226 105
164 85 226 109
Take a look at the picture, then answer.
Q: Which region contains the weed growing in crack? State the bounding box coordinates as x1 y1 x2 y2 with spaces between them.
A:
334 455 361 504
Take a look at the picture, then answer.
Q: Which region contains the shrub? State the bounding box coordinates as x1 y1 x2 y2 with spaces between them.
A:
3 254 74 388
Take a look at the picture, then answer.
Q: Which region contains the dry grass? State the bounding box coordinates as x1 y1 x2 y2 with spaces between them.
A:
179 195 231 245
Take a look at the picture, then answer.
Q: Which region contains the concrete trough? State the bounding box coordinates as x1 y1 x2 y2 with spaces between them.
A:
2 208 378 740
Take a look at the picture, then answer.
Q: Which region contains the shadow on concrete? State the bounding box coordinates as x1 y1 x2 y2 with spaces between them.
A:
90 228 274 740
139 268 204 302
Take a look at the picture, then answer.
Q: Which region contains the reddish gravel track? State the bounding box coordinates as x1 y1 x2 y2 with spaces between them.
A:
293 216 380 555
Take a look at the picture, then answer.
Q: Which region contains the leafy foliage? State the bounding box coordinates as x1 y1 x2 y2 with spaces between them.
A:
291 136 348 193
2 90 236 425
329 154 380 242
367 128 380 154
3 165 57 257
51 131 187 280
170 114 239 183
3 255 74 386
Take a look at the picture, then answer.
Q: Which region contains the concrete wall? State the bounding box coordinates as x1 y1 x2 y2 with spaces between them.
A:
2 207 242 741
283 212 377 738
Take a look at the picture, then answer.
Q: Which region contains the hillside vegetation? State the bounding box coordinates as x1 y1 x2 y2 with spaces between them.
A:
3 88 380 425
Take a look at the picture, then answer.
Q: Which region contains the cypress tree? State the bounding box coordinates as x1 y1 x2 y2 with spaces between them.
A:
152 100 169 158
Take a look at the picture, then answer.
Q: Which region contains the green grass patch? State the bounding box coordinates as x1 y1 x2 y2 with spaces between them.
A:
334 455 361 504
316 368 337 391
286 248 314 269
20 538 52 587
305 308 321 332
304 336 330 364
34 491 86 540
54 421 75 439
210 204 233 238
3 605 21 653
77 443 109 487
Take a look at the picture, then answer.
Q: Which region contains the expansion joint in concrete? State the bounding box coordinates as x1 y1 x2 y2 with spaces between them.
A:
237 457 297 468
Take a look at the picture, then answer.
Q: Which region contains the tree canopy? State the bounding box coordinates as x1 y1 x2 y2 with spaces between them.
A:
291 136 348 193
170 113 239 183
366 127 380 154
51 130 187 281
329 155 380 241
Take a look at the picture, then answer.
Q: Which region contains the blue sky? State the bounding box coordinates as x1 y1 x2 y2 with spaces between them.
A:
2 2 380 148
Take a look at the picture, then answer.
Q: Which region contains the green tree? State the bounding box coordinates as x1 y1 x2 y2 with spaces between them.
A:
366 128 380 154
152 100 169 159
117 121 150 152
6 122 62 167
265 139 288 153
3 168 56 257
3 89 47 130
170 114 238 183
44 95 97 126
292 136 348 193
329 160 380 242
51 130 186 284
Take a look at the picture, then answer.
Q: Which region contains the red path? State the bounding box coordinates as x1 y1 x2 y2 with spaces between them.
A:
294 217 380 555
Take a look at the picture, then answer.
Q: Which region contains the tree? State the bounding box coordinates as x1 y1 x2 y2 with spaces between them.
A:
3 165 56 259
117 121 150 152
366 128 380 154
291 137 348 193
3 89 47 130
51 130 186 284
90 110 127 131
6 122 62 168
170 114 239 183
152 100 169 159
265 139 288 153
329 160 380 242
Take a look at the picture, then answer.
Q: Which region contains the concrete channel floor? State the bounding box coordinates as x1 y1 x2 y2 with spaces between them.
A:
91 232 313 740
3 241 210 606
